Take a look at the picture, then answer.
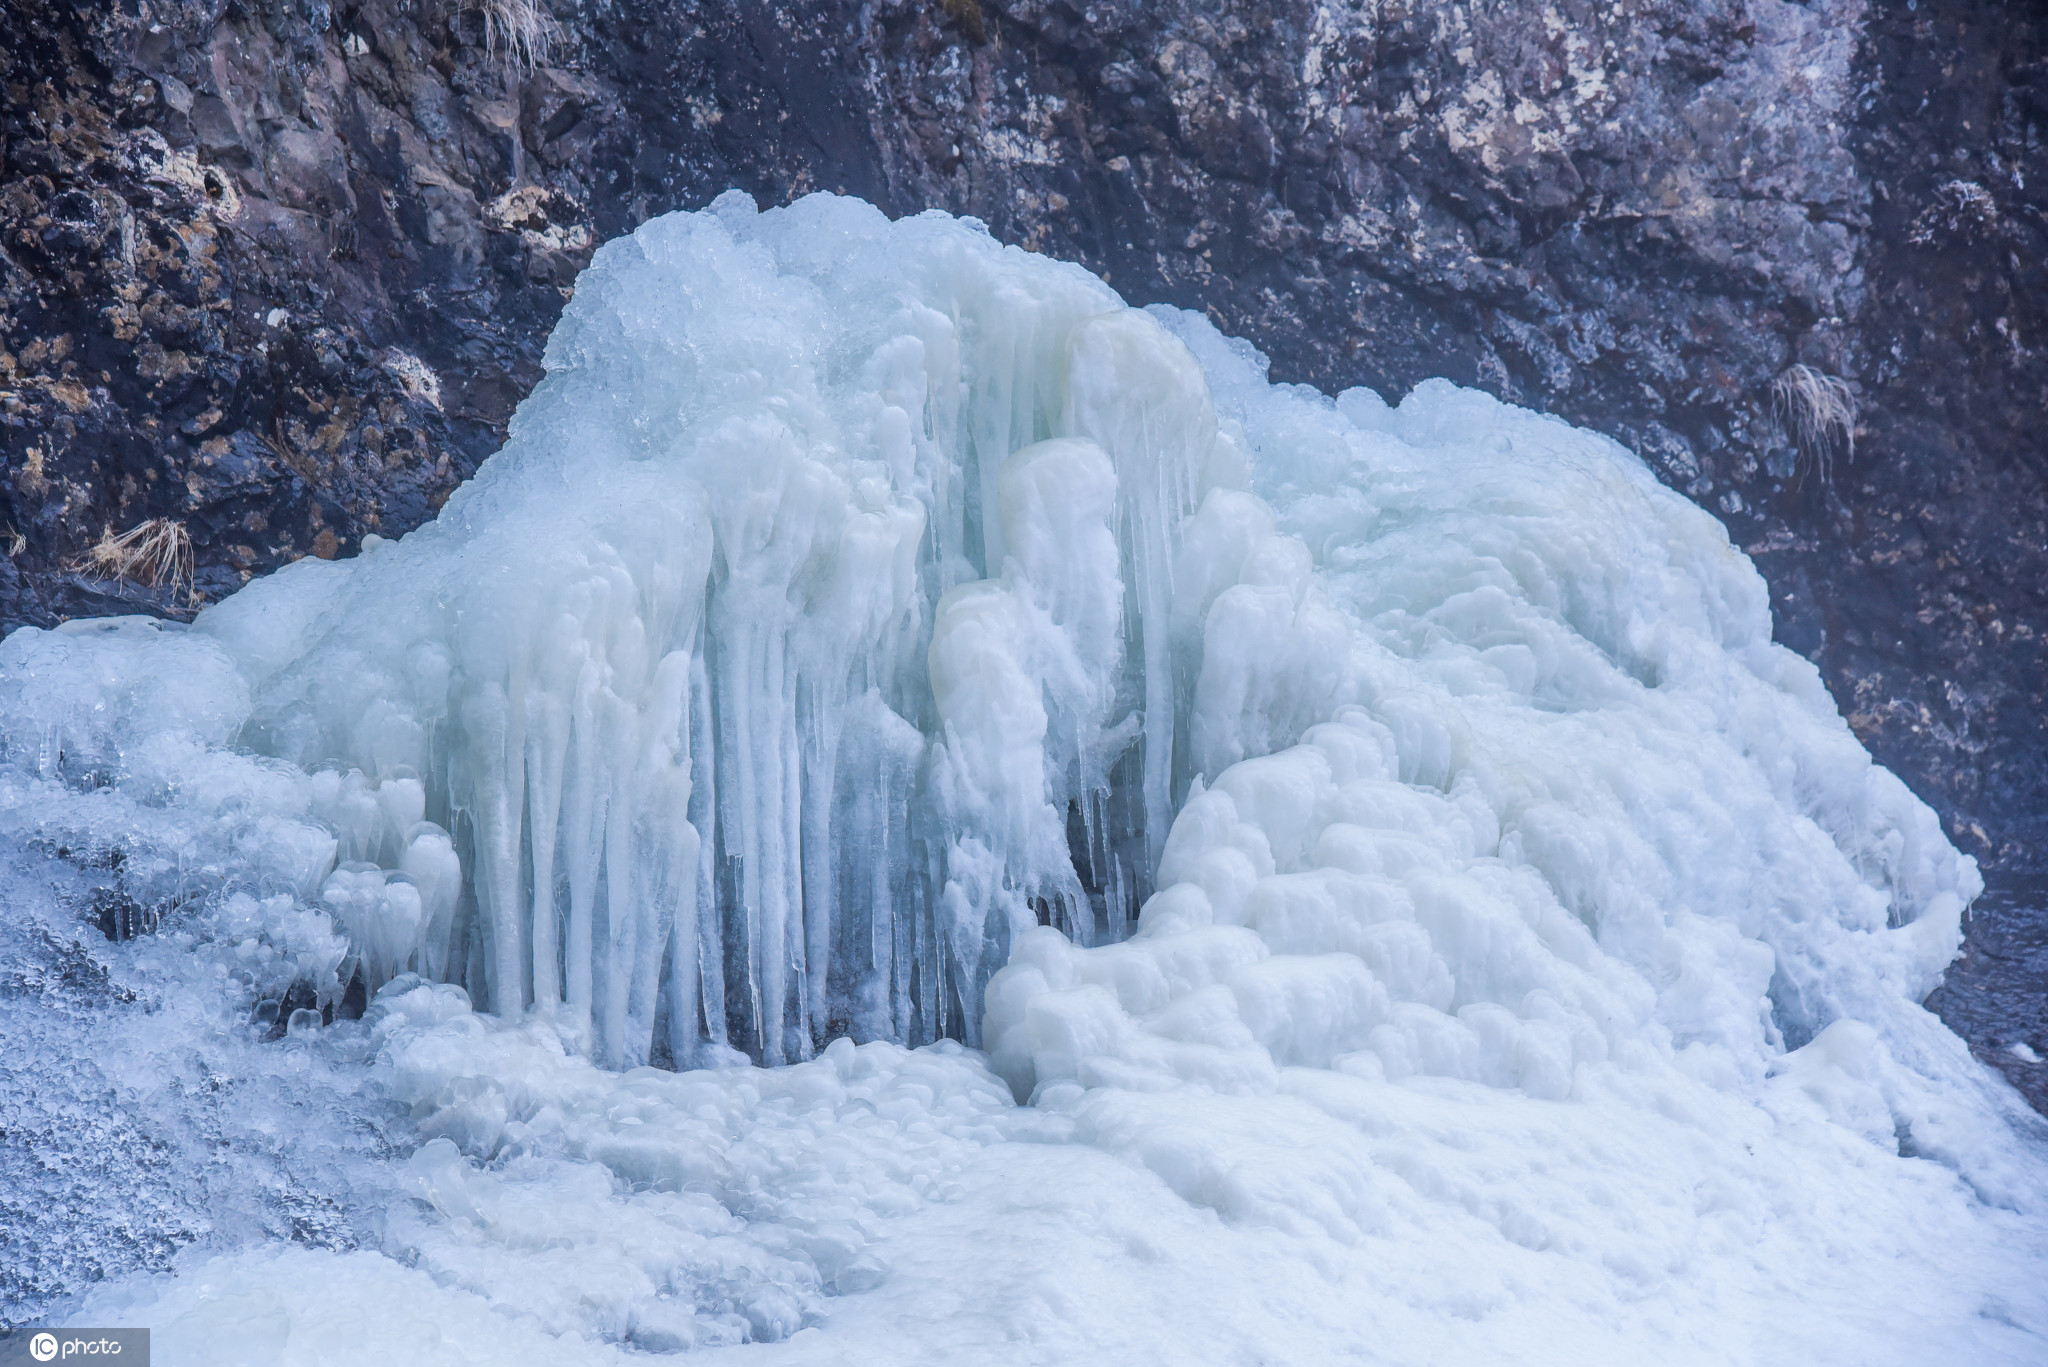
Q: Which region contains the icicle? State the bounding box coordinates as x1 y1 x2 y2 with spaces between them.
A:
401 822 463 982
523 689 570 1010
461 680 527 1016
682 643 723 1062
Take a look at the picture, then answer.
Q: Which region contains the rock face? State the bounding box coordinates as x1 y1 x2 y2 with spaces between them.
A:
2 0 2044 874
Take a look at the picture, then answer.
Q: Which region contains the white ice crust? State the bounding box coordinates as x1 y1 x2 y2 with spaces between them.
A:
7 193 2046 1363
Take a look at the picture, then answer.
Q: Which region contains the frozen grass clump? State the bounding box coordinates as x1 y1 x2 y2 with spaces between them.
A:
1771 362 1858 484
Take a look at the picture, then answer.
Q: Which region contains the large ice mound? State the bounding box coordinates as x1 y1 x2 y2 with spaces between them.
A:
7 192 2045 1360
0 190 1973 1077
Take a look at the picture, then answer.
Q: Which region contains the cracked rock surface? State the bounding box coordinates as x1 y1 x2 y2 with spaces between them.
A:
1 0 2043 879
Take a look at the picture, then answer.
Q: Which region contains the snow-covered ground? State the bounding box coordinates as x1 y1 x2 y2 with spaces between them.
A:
4 194 2044 1363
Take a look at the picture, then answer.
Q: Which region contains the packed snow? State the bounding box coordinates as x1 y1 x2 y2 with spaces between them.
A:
3 193 2045 1363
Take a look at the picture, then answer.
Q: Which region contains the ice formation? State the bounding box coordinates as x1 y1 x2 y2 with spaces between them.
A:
6 193 2047 1361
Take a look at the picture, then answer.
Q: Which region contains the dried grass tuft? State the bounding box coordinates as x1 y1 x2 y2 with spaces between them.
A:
78 517 195 600
480 0 561 71
1770 363 1858 485
1909 180 1999 247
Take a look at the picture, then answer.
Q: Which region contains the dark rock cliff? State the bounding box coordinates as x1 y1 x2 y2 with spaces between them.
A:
2 0 2042 876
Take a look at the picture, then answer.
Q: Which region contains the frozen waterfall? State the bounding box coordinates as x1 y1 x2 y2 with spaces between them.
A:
9 192 2045 1363
0 191 1978 1078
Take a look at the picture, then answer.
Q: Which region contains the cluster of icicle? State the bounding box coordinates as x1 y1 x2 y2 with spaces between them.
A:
160 193 1292 1067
